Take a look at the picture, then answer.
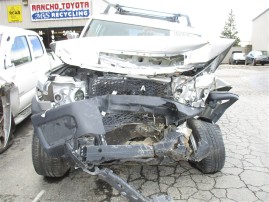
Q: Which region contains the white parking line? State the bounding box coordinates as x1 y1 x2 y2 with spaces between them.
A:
32 190 46 202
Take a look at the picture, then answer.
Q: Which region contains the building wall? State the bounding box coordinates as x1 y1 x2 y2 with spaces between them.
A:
251 9 269 51
0 0 109 48
0 0 94 29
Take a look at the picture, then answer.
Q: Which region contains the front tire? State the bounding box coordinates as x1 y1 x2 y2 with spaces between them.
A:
188 119 225 174
0 131 14 154
32 133 70 177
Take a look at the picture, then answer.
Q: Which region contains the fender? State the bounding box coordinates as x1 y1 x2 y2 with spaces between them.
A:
0 84 14 148
200 91 239 123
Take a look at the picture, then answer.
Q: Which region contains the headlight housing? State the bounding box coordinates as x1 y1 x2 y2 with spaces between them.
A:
37 75 86 108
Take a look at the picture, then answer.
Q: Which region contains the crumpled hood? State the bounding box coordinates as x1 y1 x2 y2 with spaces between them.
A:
53 36 234 76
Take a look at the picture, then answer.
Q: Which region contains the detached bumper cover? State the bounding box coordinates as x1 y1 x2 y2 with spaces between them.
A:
31 95 203 157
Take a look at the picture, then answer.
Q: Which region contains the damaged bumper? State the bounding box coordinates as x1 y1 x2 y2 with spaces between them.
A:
31 92 238 162
31 95 204 158
31 92 238 201
32 95 212 202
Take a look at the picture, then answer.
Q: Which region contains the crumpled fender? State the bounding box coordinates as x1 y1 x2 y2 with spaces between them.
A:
0 84 15 147
0 67 20 114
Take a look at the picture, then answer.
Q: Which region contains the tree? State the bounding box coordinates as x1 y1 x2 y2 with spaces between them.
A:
221 9 240 46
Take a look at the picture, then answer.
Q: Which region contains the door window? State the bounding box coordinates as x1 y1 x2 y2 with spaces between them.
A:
10 36 32 66
29 35 44 59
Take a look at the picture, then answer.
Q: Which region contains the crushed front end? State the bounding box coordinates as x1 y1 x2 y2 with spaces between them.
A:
31 36 238 201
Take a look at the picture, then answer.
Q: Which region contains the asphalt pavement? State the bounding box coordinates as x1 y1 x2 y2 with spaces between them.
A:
0 65 268 202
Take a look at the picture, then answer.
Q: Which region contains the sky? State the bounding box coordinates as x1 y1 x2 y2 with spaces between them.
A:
96 0 269 46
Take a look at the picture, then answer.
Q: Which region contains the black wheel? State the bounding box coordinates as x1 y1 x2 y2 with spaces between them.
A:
188 119 225 174
0 100 15 154
0 130 14 154
261 63 264 66
32 133 70 177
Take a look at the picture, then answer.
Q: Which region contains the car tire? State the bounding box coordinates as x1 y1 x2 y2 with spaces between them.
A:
32 133 70 177
0 130 14 154
0 100 15 154
187 119 225 174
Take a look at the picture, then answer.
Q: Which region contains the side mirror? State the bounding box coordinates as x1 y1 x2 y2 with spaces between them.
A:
4 57 15 69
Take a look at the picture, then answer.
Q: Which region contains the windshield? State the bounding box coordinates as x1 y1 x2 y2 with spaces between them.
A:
83 19 170 37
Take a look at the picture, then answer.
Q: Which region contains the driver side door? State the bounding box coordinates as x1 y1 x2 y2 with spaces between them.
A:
10 35 39 113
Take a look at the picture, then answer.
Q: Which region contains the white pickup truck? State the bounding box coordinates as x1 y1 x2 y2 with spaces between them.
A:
30 2 237 201
0 26 53 153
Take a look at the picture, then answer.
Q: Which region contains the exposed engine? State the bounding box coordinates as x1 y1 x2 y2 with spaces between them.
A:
39 65 215 109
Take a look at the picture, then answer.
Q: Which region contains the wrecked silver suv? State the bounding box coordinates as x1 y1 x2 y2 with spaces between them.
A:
31 3 238 202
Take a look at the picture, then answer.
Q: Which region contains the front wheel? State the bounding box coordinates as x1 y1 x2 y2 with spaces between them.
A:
32 133 70 177
0 129 14 154
188 119 225 174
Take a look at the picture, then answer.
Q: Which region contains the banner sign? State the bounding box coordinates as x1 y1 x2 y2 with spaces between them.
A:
7 5 22 22
30 1 91 21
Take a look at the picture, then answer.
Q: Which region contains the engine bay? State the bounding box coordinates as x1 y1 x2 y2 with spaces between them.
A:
38 65 215 110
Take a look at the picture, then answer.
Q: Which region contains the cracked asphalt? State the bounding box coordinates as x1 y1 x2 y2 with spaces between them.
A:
0 65 268 202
